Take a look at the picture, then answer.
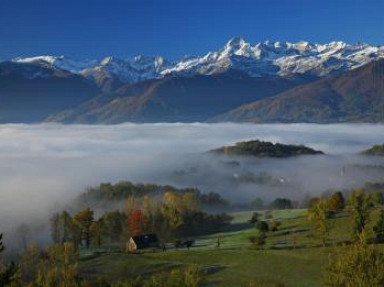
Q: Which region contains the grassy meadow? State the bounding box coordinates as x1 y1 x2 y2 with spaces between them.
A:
79 208 382 287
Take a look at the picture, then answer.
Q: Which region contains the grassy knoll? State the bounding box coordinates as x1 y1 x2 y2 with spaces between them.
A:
79 208 384 286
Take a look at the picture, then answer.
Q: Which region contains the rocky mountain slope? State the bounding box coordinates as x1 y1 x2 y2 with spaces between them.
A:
46 71 315 123
0 61 98 122
212 59 384 123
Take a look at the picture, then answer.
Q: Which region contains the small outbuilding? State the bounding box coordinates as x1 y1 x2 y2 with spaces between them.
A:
127 233 159 252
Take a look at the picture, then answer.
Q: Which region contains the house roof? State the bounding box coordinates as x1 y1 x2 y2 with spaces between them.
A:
131 233 159 248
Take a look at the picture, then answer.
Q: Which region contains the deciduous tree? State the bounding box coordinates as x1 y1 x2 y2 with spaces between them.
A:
249 212 259 224
101 210 126 242
74 208 94 248
348 190 371 239
307 198 332 247
90 219 104 248
324 232 384 287
128 209 148 236
328 191 345 211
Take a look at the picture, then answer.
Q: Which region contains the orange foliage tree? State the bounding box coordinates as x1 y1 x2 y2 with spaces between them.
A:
128 209 148 236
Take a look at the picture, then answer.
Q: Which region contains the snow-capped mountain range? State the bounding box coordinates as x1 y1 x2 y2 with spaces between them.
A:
7 37 384 86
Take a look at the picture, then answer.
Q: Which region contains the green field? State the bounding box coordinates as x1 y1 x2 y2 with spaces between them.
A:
79 209 383 287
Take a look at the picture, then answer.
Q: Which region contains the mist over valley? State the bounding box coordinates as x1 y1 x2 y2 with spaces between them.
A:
1 123 384 249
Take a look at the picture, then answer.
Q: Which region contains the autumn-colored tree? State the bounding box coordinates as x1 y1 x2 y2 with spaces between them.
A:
324 231 384 287
142 195 155 231
128 209 148 236
328 191 345 211
142 195 152 216
306 197 321 209
162 192 184 229
74 208 94 248
90 219 104 248
161 191 200 230
181 192 200 211
125 196 137 216
307 198 332 247
17 242 81 286
348 190 372 239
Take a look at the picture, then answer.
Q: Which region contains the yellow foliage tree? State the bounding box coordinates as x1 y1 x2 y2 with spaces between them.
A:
324 231 384 287
307 198 332 247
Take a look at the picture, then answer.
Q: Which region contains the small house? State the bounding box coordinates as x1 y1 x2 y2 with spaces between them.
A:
127 233 159 252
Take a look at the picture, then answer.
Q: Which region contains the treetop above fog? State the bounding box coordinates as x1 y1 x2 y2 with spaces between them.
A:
210 140 324 158
362 144 384 156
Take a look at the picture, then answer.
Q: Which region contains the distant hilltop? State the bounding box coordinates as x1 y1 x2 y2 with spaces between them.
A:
362 144 384 156
210 140 324 158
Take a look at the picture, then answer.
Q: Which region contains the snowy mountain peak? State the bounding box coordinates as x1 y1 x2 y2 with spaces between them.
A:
14 55 59 65
4 38 384 87
225 37 247 49
13 55 99 73
100 56 114 66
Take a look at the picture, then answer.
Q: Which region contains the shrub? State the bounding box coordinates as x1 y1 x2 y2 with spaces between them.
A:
256 221 269 233
249 232 267 249
270 221 281 232
249 212 259 224
324 232 384 287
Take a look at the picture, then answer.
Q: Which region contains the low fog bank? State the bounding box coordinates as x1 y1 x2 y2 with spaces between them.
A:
1 123 384 248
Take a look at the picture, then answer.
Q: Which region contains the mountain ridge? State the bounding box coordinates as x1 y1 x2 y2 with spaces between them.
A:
1 38 384 124
7 38 384 91
211 59 384 123
46 70 316 123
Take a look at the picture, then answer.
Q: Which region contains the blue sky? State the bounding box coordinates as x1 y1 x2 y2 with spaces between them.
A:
0 0 383 60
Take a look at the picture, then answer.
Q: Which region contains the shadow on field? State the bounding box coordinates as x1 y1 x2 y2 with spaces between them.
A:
272 228 309 238
201 265 229 287
221 222 253 232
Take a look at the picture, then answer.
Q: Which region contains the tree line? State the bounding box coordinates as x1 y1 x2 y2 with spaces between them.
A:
50 192 232 250
78 181 229 208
